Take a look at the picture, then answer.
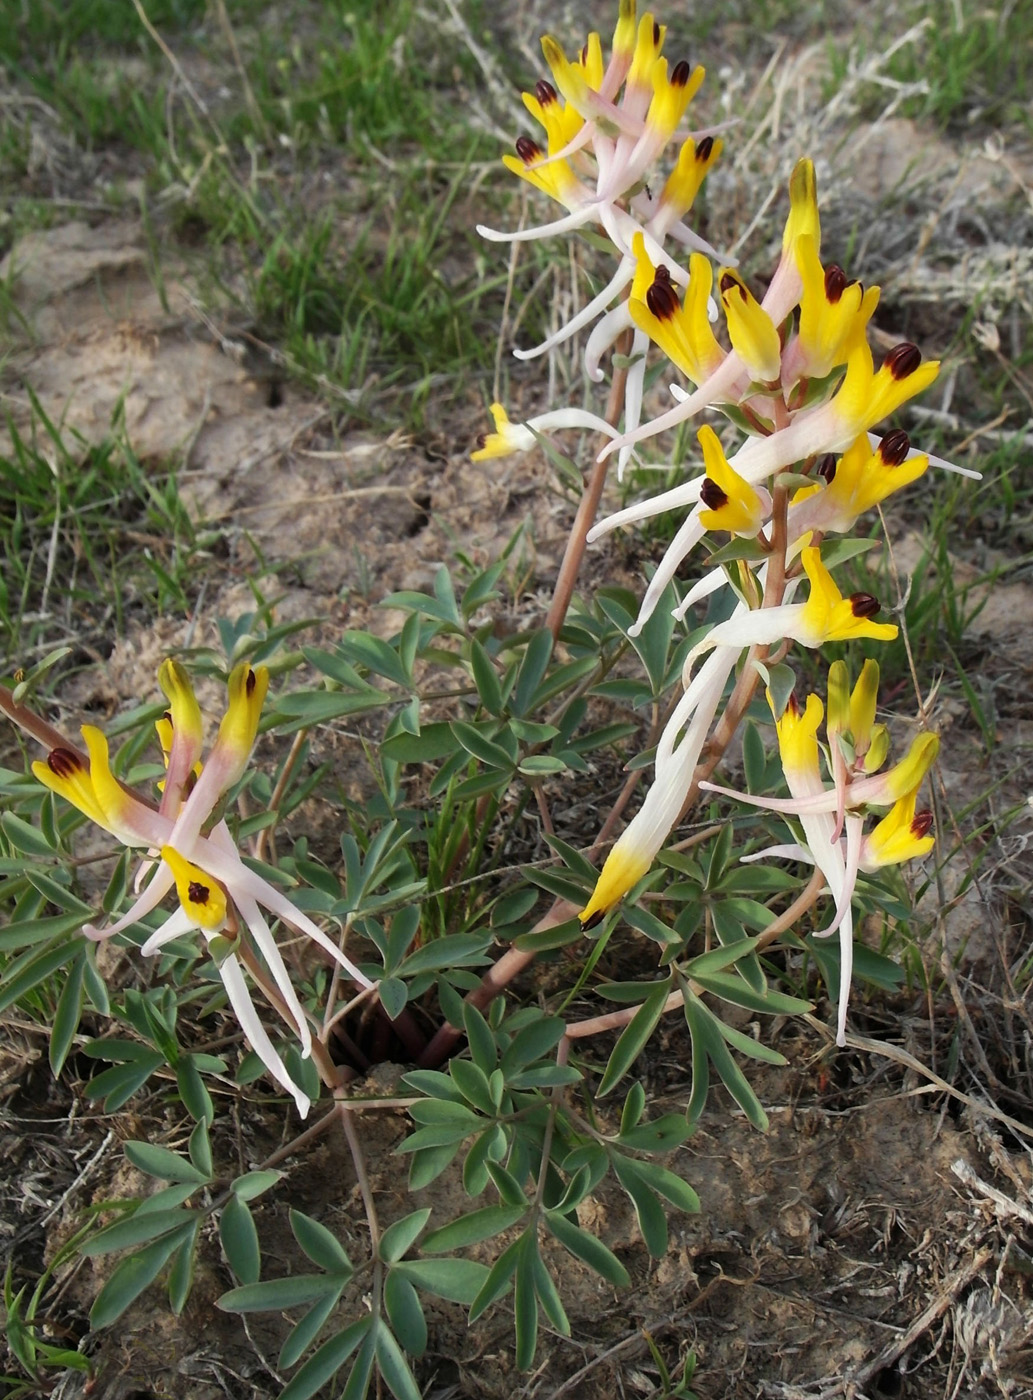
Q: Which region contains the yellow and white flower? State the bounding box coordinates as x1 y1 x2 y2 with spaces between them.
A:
28 660 375 1117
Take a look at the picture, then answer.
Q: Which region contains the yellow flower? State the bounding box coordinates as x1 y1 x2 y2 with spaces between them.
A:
796 547 898 646
718 269 782 384
774 691 824 783
471 402 621 462
696 425 766 536
782 157 820 259
502 136 581 208
688 545 897 664
793 234 879 381
579 846 653 929
162 845 228 932
217 662 269 787
578 647 740 926
628 238 723 385
657 134 722 223
33 726 163 848
833 342 941 436
19 660 378 1119
862 791 935 867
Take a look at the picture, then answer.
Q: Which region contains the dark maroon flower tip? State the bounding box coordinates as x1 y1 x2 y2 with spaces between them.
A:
883 343 922 380
699 478 729 510
580 42 589 64
816 453 837 483
879 429 911 466
580 909 606 931
245 669 257 697
535 79 558 106
474 433 488 451
848 593 881 619
652 20 661 45
188 880 211 906
719 272 747 303
514 135 544 165
646 271 680 321
823 265 848 304
48 747 84 778
671 59 691 87
696 135 714 161
912 811 934 839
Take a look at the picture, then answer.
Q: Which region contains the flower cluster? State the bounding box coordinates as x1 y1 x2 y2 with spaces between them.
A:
570 186 946 968
477 0 726 474
479 0 955 1042
25 661 373 1116
701 660 937 1043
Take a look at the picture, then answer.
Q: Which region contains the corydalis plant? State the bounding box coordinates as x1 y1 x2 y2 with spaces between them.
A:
2 664 372 1116
478 1 959 1044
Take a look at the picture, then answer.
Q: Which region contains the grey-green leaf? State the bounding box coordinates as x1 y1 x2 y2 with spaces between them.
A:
378 1208 432 1265
375 1318 423 1400
290 1210 353 1275
90 1225 194 1328
278 1292 340 1370
422 1204 528 1253
544 1211 630 1287
220 1194 260 1285
231 1169 284 1201
383 1272 427 1357
393 1257 491 1304
278 1317 372 1400
124 1141 209 1186
82 1209 197 1256
598 981 671 1097
218 1274 345 1313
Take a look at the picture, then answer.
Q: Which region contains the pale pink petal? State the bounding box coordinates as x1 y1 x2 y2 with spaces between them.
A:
83 862 175 942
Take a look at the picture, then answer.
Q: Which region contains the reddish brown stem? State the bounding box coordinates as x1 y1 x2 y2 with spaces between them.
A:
254 727 309 864
417 900 574 1067
545 329 633 640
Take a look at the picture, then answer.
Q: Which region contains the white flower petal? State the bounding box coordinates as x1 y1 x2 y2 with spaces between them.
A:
188 833 375 989
139 905 196 955
234 885 313 1057
219 952 311 1118
741 842 813 865
588 477 702 541
865 431 979 480
476 206 597 245
513 261 634 362
627 510 705 637
83 863 175 942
